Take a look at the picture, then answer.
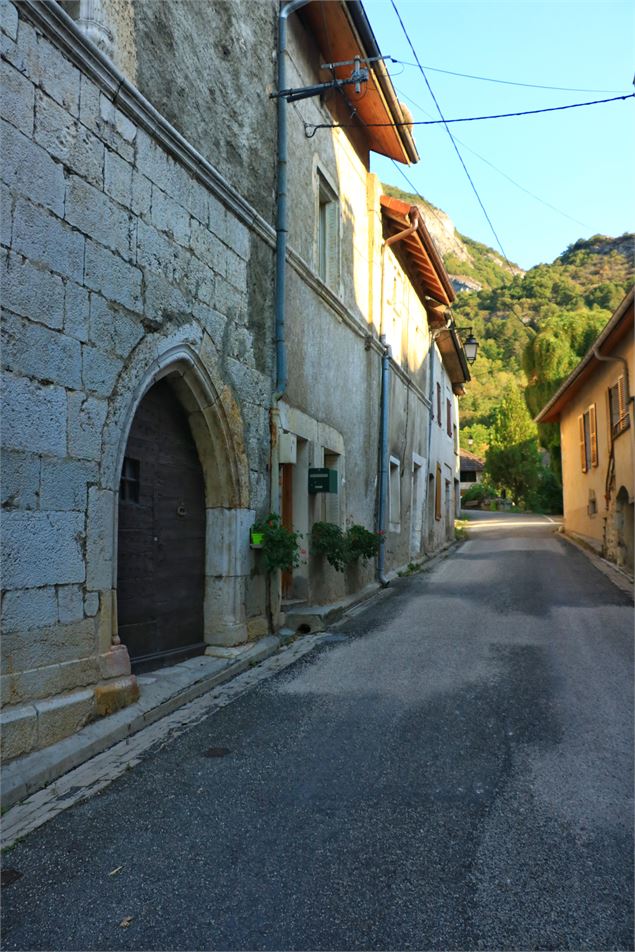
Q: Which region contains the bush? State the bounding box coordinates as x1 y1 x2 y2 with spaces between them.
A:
251 513 301 573
346 524 381 563
311 522 381 572
311 521 347 571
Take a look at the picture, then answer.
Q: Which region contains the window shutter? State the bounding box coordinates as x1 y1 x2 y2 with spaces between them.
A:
589 404 598 467
324 201 340 288
579 414 587 472
435 464 442 520
617 375 627 432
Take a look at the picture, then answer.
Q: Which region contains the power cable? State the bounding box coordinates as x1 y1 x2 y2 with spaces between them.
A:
387 59 630 95
304 92 635 133
394 86 590 229
389 0 516 299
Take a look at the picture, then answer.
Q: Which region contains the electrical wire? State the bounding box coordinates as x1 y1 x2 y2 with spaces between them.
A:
387 59 630 95
388 0 536 333
304 92 635 133
394 87 590 229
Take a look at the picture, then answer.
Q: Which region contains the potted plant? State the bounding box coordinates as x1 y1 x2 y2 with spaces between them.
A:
250 513 301 573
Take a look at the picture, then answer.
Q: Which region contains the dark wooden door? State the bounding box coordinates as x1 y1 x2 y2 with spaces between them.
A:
117 379 206 671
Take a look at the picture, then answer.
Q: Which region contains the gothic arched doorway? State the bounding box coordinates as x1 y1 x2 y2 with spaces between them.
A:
117 378 206 671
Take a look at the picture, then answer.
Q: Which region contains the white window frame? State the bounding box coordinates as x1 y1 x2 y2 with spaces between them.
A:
389 456 401 533
316 170 340 289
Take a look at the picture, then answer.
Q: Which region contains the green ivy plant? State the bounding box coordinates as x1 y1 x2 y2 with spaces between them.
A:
251 513 301 574
311 522 381 572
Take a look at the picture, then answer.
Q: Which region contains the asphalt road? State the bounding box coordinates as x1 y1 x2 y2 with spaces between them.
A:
2 514 633 951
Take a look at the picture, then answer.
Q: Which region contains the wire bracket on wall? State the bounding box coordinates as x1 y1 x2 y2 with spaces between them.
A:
271 56 368 104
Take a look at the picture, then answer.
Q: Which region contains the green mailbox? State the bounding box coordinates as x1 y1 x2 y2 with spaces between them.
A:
308 467 338 494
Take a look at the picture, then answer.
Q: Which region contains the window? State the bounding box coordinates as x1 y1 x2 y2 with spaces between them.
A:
435 463 442 520
446 398 452 436
389 456 401 532
608 376 629 439
410 455 425 555
317 173 339 287
120 456 140 502
578 405 598 472
323 450 340 525
436 382 441 427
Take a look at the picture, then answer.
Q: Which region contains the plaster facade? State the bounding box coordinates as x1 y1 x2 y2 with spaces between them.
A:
537 290 634 572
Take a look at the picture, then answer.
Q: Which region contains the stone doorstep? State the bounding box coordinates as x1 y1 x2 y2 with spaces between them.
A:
0 635 281 812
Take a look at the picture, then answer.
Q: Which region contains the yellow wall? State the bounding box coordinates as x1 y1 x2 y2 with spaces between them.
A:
560 332 634 554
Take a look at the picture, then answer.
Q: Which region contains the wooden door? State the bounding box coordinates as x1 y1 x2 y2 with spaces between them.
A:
117 380 206 671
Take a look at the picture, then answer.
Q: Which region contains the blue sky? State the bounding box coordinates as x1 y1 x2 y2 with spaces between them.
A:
362 0 635 271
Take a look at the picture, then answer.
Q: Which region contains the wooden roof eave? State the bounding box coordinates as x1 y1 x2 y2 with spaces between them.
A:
299 2 418 165
381 198 455 307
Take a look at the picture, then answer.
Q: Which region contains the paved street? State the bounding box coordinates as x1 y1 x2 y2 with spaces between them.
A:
2 515 633 951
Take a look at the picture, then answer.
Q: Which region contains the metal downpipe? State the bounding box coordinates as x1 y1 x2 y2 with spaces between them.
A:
377 338 391 585
274 0 311 400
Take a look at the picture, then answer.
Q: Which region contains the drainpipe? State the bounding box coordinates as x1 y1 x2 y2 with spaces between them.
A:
274 0 311 400
376 207 419 584
592 343 635 504
377 336 391 584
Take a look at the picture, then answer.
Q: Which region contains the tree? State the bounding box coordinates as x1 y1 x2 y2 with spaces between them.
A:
484 386 542 506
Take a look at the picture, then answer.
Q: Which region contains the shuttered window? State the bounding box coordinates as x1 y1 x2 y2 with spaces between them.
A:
579 413 589 473
446 398 452 436
589 403 598 467
608 375 629 438
436 383 442 427
579 408 595 472
317 174 340 288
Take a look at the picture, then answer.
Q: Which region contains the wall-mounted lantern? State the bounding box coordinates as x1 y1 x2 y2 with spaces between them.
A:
455 326 479 364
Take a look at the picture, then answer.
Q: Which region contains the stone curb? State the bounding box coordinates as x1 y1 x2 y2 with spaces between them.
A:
1 635 283 812
559 530 634 601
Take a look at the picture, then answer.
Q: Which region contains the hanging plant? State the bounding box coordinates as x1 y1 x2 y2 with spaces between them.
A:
251 513 301 574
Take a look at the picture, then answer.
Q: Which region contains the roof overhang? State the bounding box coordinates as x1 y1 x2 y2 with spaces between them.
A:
380 195 455 307
536 288 634 423
298 1 419 164
436 326 471 390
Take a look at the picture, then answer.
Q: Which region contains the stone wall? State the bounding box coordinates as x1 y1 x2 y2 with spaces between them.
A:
0 0 274 760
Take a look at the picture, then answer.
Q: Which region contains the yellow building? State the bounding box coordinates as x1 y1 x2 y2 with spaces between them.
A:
537 289 634 572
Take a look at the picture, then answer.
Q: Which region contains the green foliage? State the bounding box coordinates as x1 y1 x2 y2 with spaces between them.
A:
311 522 381 572
346 524 381 563
486 439 542 507
453 233 633 473
311 521 347 571
251 513 301 573
461 482 490 504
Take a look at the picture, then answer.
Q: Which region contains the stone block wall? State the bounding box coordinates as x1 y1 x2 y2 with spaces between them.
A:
1 1 274 761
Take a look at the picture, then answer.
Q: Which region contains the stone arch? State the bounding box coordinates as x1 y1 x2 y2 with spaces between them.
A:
94 331 255 658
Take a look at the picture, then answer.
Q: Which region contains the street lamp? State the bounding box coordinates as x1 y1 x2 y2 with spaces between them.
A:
455 326 479 364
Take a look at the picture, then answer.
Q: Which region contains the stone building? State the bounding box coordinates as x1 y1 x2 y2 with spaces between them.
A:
1 0 470 762
536 288 634 572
